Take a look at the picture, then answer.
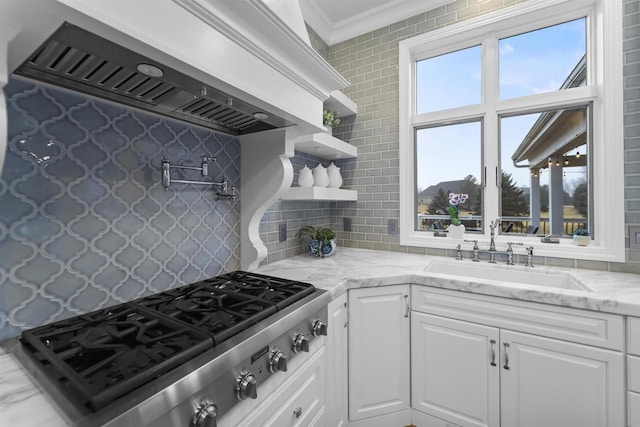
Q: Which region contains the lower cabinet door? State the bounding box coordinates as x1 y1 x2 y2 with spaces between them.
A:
500 330 624 427
348 285 411 421
325 293 348 427
411 312 500 427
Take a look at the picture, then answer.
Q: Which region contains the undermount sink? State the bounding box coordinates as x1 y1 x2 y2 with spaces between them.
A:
426 262 591 292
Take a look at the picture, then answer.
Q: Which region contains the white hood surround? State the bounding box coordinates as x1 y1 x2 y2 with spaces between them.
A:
0 0 348 269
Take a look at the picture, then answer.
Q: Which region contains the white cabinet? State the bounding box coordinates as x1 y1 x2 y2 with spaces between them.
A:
411 286 625 427
325 293 348 427
348 285 411 426
500 330 624 427
411 312 500 427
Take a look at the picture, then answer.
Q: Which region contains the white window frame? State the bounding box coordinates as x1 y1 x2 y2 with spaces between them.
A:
399 0 624 262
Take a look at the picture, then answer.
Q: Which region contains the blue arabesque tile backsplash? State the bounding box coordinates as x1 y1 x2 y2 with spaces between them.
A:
0 77 241 341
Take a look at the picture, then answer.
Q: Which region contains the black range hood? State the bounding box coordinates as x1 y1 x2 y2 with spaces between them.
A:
14 22 292 136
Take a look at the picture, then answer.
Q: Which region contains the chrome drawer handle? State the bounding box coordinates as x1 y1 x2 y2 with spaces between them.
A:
403 295 409 318
503 342 511 370
293 407 302 418
490 340 496 367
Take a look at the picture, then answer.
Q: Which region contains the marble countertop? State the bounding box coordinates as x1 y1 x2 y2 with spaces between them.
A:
256 248 640 316
2 247 639 427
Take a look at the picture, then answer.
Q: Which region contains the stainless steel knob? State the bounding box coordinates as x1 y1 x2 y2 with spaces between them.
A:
192 400 217 427
293 407 302 418
312 319 328 336
292 332 309 353
236 371 258 400
268 349 288 373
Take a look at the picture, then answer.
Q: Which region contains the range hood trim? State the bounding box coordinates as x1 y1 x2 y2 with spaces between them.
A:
174 0 349 101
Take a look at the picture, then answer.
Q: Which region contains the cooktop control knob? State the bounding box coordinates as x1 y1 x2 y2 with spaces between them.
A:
268 349 288 373
312 319 328 336
292 332 309 353
192 400 217 427
236 371 258 400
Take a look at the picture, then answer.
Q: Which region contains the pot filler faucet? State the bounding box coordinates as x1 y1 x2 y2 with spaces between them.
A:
161 156 236 201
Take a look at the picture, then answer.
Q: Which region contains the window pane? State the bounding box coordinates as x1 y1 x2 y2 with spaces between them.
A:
499 18 586 99
500 106 590 237
416 45 481 113
416 121 483 232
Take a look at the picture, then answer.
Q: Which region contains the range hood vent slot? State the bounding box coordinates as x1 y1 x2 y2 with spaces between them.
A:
14 23 291 135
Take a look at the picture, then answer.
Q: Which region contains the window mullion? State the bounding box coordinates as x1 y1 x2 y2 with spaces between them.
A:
483 33 500 232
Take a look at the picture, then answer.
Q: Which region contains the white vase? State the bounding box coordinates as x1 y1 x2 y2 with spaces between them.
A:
327 162 343 188
448 223 465 240
312 163 329 188
298 165 313 187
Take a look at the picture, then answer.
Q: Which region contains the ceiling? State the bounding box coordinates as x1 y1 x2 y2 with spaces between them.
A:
300 0 452 45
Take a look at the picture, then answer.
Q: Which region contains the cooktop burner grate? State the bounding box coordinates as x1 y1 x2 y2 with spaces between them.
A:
134 284 278 345
19 271 317 412
21 303 213 411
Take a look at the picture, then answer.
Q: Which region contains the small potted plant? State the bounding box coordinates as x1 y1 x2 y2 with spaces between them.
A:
573 229 591 246
446 192 468 240
323 109 341 132
296 225 337 257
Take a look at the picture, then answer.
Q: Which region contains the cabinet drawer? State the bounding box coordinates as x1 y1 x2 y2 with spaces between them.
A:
239 347 325 427
629 317 640 356
630 355 640 393
630 392 640 427
412 286 623 350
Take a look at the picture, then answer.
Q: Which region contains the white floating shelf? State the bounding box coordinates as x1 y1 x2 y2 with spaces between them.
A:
324 90 357 118
281 187 358 201
293 132 357 159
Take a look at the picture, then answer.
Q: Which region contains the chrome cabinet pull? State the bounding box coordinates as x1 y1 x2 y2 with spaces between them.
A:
344 302 348 328
490 340 496 366
403 295 409 318
503 342 510 370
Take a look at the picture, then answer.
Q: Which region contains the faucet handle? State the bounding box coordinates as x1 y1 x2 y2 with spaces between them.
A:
524 246 534 267
464 239 480 262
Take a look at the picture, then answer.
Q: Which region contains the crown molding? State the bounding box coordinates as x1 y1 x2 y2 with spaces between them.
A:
303 0 454 45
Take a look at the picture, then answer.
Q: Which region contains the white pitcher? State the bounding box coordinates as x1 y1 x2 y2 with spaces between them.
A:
298 165 314 187
312 163 329 188
327 162 343 188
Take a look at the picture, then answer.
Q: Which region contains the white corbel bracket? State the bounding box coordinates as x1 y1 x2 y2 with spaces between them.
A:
239 128 297 270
